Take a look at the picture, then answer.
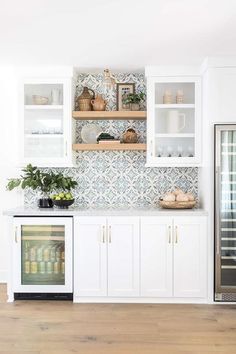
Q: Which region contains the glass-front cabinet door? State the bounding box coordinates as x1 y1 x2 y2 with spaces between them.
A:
13 217 72 293
146 75 201 167
20 78 72 167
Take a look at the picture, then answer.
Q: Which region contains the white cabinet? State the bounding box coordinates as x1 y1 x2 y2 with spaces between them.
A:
145 68 202 167
107 217 139 296
74 216 139 298
20 77 74 167
141 217 172 297
74 217 107 297
140 216 207 299
13 217 73 294
173 217 207 298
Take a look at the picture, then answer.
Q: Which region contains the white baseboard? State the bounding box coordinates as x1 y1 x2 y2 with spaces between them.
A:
0 270 7 283
73 296 208 304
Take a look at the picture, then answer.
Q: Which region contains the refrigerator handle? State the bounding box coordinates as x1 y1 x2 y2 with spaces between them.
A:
215 165 221 256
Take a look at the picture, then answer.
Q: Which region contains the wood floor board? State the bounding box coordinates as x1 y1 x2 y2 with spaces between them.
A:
0 284 236 353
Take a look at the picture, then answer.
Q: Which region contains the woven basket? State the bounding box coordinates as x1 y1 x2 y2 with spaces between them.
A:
159 200 196 209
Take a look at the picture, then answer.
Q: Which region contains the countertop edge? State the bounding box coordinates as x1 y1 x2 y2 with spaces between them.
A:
3 207 208 217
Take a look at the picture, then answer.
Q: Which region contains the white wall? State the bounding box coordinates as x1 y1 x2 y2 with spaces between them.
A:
0 67 23 282
199 61 236 300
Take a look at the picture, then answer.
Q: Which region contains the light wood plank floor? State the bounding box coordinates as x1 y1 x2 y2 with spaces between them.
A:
1 284 236 354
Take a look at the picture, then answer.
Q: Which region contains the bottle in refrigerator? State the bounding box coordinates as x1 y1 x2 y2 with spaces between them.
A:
61 248 65 261
36 246 43 262
24 261 30 274
30 246 36 261
56 246 61 261
61 261 65 274
24 242 30 261
53 261 60 274
30 261 38 274
43 246 50 262
46 261 53 274
39 261 46 274
50 246 56 262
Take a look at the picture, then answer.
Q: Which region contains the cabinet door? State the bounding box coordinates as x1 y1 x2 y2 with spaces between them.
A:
13 217 73 293
140 217 173 297
107 217 139 297
146 75 201 167
173 216 207 298
20 77 72 167
74 217 107 297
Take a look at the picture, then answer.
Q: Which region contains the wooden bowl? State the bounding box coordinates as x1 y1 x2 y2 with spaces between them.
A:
32 95 49 105
159 200 196 209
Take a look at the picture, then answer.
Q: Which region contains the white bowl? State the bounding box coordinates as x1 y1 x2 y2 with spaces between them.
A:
81 124 102 144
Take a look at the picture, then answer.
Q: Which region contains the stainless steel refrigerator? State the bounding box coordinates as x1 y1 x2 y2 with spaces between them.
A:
215 124 236 301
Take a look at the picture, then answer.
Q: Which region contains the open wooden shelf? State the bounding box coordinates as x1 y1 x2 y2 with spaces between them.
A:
72 111 146 120
72 143 147 151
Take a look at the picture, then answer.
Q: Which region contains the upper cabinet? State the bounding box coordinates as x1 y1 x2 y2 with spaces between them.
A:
145 67 202 167
19 76 74 167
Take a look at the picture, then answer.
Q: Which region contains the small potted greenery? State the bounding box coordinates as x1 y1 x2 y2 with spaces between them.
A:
6 164 78 208
122 92 145 111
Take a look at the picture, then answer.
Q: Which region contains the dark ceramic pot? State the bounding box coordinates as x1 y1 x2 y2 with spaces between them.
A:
38 198 53 208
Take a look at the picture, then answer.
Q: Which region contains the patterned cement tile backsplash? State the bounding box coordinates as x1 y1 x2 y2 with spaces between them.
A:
24 73 198 208
75 73 146 143
24 152 198 208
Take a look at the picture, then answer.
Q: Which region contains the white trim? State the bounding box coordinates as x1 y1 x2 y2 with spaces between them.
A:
73 296 208 304
0 271 7 283
145 66 201 77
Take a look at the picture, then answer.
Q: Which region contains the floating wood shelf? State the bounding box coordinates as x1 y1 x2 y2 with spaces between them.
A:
72 143 147 151
72 111 146 120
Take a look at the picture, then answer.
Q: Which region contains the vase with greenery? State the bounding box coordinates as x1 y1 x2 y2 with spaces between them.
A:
122 92 145 111
6 164 78 208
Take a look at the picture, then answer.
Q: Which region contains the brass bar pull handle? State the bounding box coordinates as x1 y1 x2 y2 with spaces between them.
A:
102 225 106 243
168 225 171 243
15 226 18 243
109 225 111 243
175 226 178 244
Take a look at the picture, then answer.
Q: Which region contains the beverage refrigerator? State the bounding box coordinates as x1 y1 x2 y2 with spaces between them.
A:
12 217 73 300
215 125 236 301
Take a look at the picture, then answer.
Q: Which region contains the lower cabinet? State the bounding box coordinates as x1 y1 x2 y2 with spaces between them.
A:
74 214 207 301
74 217 107 297
141 216 207 298
74 216 139 297
173 217 207 298
140 217 172 297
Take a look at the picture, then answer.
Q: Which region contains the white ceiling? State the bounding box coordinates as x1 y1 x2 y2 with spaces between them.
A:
0 0 236 70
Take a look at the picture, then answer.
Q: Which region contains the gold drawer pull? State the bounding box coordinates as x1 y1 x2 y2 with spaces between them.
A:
168 225 171 243
102 225 106 243
109 226 111 243
175 226 178 244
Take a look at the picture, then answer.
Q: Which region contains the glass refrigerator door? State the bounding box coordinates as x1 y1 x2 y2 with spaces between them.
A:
216 126 236 293
21 225 65 286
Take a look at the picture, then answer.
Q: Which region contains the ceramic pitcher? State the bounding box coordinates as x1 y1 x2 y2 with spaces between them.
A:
166 110 186 133
91 94 107 111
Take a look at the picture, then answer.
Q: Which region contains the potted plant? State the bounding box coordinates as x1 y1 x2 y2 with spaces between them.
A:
122 92 145 111
6 164 78 208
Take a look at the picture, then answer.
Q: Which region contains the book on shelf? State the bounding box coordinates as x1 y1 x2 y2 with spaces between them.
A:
98 140 121 144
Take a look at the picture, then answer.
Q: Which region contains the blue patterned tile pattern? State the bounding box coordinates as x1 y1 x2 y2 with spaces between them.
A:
24 73 198 208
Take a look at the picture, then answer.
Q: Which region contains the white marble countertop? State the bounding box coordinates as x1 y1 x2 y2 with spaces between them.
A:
3 206 208 217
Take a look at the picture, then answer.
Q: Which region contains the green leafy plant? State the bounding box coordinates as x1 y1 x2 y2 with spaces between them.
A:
6 164 78 197
122 92 145 104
